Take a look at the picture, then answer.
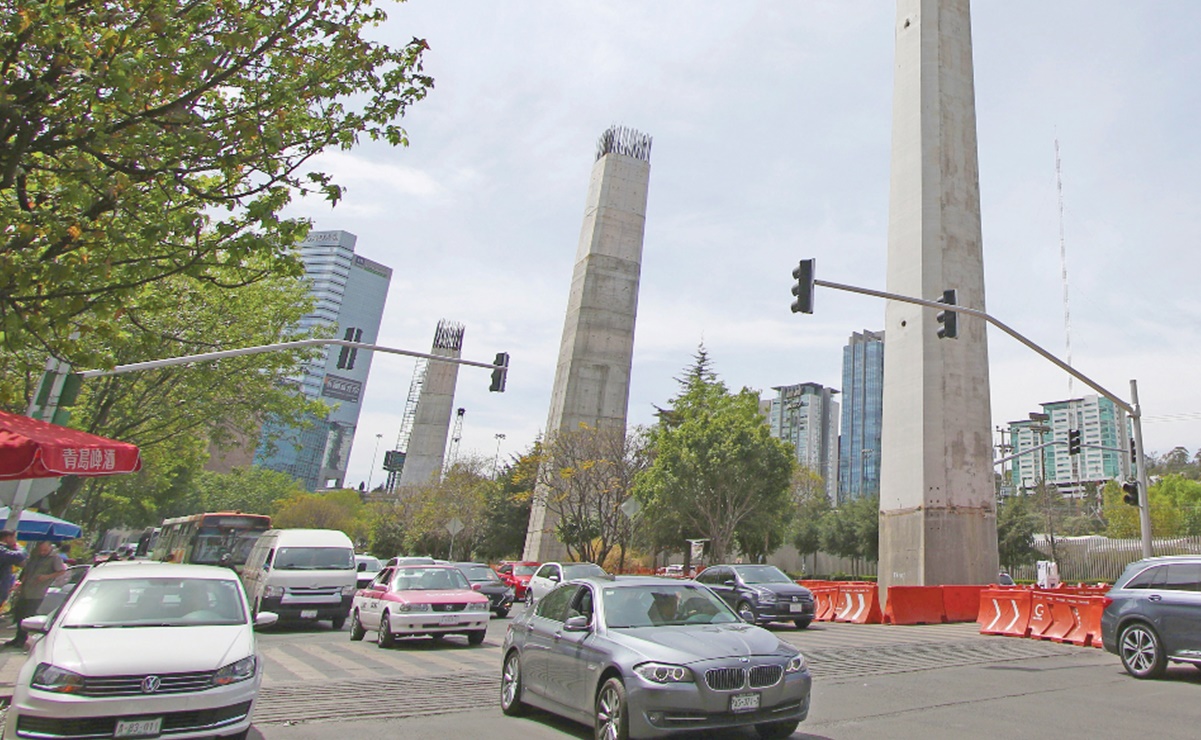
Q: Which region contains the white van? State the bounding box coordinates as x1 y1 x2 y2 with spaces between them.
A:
242 529 357 629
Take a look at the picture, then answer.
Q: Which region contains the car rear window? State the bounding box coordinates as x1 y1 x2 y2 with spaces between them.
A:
1123 565 1166 589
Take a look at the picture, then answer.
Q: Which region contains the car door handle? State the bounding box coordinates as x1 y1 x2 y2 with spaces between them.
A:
553 631 564 641
1149 594 1163 601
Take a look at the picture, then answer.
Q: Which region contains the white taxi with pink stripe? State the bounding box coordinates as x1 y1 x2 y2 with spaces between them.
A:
349 564 490 647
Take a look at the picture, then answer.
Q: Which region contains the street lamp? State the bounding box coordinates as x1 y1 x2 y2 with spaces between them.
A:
367 433 383 491
493 433 506 478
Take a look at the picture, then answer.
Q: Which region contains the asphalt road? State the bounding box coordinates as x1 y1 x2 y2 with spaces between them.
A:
246 611 1201 739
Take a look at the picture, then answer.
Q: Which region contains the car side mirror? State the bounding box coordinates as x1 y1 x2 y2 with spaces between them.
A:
738 608 755 624
549 574 560 582
563 615 591 632
20 615 49 634
254 611 279 628
724 579 736 587
371 583 387 591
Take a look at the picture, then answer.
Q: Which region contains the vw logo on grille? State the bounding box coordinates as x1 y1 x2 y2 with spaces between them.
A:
141 675 162 694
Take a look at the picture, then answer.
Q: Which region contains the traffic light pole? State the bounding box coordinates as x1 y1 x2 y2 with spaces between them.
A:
811 275 1153 558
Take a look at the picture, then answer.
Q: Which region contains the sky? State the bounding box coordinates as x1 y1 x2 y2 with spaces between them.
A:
279 1 1201 490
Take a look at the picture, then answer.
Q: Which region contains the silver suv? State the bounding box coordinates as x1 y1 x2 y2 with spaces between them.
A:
1101 555 1201 678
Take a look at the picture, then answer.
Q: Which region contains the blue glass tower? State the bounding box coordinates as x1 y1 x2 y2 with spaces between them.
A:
838 330 884 504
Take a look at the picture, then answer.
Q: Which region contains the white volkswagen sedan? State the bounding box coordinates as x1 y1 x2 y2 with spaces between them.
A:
525 562 608 606
5 561 277 740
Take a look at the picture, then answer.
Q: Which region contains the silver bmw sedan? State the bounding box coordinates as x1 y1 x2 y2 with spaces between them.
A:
500 575 811 739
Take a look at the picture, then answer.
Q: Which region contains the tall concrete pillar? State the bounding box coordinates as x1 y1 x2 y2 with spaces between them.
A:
522 126 652 562
878 0 998 592
398 320 464 487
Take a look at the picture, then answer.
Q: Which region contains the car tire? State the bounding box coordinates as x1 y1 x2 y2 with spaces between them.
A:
468 629 486 646
331 614 347 631
755 719 800 740
349 610 366 641
1119 621 1167 679
595 677 629 740
377 612 395 649
500 650 527 717
794 618 811 630
525 590 533 606
495 607 510 619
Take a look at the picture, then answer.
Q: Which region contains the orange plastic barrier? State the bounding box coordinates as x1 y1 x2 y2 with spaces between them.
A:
1078 596 1109 649
978 588 1031 637
1042 593 1100 646
883 586 946 625
834 582 883 624
811 586 841 622
1027 591 1056 639
941 585 986 623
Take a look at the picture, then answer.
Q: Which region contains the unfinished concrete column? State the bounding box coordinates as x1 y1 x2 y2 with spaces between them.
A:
522 126 652 562
878 0 999 592
398 320 464 487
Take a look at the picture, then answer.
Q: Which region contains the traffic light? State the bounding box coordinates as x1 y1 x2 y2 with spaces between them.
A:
1122 481 1140 507
790 259 815 314
489 352 510 393
1068 429 1082 456
1130 437 1138 472
936 289 958 339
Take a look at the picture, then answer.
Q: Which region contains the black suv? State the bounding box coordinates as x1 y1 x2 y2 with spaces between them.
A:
453 562 515 618
696 564 814 628
1101 555 1201 678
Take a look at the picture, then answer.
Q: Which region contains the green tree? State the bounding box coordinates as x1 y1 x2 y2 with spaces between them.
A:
192 467 304 515
636 347 795 564
996 494 1040 573
789 467 832 576
0 0 432 360
403 456 493 560
272 488 368 546
475 449 537 562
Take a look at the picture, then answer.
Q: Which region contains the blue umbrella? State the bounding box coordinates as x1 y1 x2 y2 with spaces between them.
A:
0 506 81 542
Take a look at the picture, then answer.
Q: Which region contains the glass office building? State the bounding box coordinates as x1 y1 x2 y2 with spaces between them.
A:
767 382 840 502
838 330 884 504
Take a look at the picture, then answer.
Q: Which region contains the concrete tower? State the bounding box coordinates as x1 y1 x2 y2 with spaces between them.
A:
397 320 465 487
522 125 652 562
878 0 998 591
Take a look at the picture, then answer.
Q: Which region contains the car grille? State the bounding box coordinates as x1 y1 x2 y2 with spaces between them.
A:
432 603 465 613
77 670 217 697
704 664 784 691
17 701 252 739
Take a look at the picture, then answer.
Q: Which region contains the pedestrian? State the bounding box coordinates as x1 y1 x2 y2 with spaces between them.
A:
0 530 27 608
57 541 76 566
5 540 66 649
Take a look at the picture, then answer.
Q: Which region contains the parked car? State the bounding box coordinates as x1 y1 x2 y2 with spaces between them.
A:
495 560 540 601
695 564 815 629
384 556 436 567
500 575 811 739
349 564 490 647
355 555 384 590
1101 555 1201 678
526 562 608 606
5 561 277 740
453 562 515 618
241 528 357 630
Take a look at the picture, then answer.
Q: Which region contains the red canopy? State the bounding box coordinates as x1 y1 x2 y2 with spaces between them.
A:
0 409 142 480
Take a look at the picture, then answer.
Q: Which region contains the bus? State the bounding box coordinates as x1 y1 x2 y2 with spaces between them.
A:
152 512 272 568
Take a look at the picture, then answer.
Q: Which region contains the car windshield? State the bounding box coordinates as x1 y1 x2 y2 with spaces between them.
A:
603 584 739 628
274 547 354 570
392 567 471 591
734 565 792 585
459 566 499 582
562 563 607 579
61 577 247 628
513 565 538 576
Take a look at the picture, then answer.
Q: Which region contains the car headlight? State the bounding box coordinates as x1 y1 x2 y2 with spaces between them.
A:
341 585 357 596
397 603 431 613
466 602 489 612
263 585 284 599
634 662 694 684
214 656 257 686
31 664 85 693
785 654 807 674
756 590 777 602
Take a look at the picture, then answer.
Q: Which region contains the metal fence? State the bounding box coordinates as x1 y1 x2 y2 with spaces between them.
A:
1007 534 1201 584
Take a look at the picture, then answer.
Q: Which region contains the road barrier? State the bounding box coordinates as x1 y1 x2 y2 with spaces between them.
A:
811 585 841 622
977 586 1109 649
833 582 882 624
978 587 1032 637
941 585 986 622
883 586 946 625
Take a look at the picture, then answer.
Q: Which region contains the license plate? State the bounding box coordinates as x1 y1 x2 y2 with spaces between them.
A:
730 693 760 713
440 615 459 625
789 603 805 613
300 609 318 619
115 717 162 738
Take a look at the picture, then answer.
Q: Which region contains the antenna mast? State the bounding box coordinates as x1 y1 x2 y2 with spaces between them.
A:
1055 139 1073 397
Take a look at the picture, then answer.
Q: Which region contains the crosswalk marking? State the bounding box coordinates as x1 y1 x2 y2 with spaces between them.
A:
261 645 325 683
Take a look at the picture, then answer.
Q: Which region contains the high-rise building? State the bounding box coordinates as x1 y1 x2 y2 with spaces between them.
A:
838 330 884 504
767 383 839 502
1006 395 1129 496
254 230 391 491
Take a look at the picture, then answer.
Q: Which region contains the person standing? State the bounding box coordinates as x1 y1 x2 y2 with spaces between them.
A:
5 541 65 649
0 530 27 608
